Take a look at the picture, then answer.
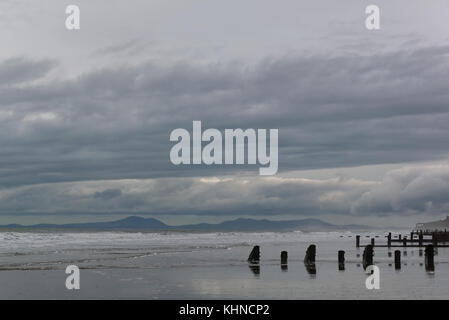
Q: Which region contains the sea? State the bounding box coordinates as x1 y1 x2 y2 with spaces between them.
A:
0 229 447 299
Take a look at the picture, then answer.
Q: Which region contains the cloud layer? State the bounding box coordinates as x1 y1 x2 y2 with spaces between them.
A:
1 39 449 222
0 164 448 219
1 46 449 190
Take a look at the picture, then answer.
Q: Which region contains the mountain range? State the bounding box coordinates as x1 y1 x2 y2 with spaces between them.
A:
0 216 374 231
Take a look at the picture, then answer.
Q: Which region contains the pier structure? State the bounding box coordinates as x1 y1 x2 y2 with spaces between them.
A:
356 230 449 248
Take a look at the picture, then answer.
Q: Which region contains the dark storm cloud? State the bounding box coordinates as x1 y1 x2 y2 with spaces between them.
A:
1 46 449 189
1 46 449 218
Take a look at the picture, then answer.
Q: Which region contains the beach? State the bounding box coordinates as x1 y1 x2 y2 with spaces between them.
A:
0 230 448 299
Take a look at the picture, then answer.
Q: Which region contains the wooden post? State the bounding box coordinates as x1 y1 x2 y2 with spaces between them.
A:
338 250 345 271
281 251 288 271
387 232 391 248
394 250 401 270
399 234 402 240
419 232 423 247
363 244 374 270
403 237 407 247
425 244 435 272
248 245 260 263
356 235 360 248
371 238 375 247
304 244 316 274
281 251 288 265
304 245 316 263
432 233 437 246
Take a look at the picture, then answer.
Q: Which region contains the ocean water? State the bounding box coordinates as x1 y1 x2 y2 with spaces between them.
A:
0 230 448 299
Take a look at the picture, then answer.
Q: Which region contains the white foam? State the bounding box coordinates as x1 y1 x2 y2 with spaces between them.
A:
0 230 373 252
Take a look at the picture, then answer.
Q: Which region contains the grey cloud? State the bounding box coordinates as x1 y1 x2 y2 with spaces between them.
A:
0 45 449 189
93 188 122 200
0 164 448 219
352 164 449 216
0 57 56 86
92 39 152 57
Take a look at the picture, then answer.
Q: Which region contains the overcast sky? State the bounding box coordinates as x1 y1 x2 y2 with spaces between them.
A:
1 0 449 227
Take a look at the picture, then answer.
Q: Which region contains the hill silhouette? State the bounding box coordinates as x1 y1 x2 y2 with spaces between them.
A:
0 216 374 231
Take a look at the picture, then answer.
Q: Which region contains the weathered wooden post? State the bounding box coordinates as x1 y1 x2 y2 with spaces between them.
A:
304 244 316 274
338 250 345 271
403 237 407 247
419 232 423 247
281 251 288 267
304 245 316 263
425 244 435 272
356 235 360 248
362 244 374 270
248 245 260 264
387 232 392 248
371 238 375 247
394 250 401 270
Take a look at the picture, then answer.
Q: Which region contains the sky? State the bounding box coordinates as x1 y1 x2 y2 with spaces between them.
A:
1 0 449 227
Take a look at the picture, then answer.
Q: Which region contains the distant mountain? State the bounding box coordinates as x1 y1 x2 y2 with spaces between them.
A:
0 216 374 231
180 218 345 231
